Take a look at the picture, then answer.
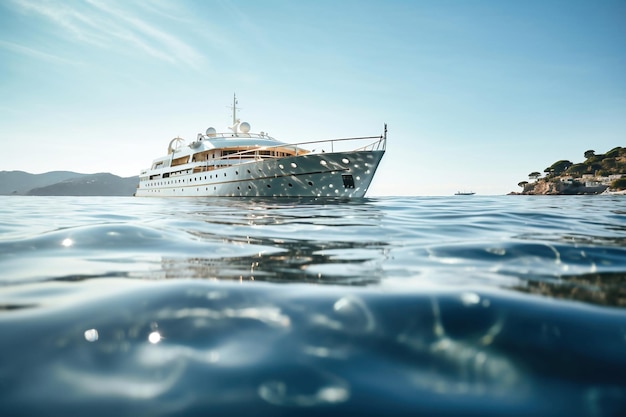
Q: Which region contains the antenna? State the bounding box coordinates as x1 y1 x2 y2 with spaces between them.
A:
227 93 242 134
231 93 240 126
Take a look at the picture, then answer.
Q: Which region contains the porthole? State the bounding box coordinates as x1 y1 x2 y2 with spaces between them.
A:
291 162 297 168
279 164 284 169
329 184 334 188
224 173 227 177
237 186 240 190
320 160 327 166
247 170 251 174
342 158 350 164
236 171 239 175
267 184 271 188
248 185 252 190
308 181 313 186
288 183 293 187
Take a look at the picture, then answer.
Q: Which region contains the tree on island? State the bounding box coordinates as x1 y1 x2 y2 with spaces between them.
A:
606 147 621 158
568 163 588 176
549 160 573 175
528 171 541 180
518 181 529 189
584 150 595 159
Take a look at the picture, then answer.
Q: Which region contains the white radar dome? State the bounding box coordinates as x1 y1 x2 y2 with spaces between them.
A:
206 127 216 137
239 122 251 133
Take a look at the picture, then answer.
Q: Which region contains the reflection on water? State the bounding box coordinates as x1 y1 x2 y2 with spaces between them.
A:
160 238 388 285
514 272 626 307
162 197 387 284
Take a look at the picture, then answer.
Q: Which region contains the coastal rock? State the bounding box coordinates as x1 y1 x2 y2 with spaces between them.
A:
519 180 608 195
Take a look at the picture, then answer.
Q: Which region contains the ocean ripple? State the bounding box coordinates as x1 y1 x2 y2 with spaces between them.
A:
1 195 625 416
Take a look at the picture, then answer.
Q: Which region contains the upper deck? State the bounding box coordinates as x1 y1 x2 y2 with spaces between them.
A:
139 95 386 177
140 129 386 178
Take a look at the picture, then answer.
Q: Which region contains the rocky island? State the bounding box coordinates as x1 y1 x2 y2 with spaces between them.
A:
512 146 626 195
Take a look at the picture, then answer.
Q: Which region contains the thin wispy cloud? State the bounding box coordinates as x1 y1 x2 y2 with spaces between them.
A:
7 0 206 69
0 39 82 65
8 0 112 48
135 0 194 24
87 0 205 67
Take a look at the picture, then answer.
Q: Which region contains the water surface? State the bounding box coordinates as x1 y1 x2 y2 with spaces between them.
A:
1 195 625 416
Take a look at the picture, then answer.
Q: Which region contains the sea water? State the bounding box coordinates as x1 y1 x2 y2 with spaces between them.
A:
0 195 625 416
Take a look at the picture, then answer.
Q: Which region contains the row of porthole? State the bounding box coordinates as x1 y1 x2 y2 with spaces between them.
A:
143 166 284 188
275 158 350 171
144 179 320 193
144 175 364 190
144 157 359 187
144 170 244 187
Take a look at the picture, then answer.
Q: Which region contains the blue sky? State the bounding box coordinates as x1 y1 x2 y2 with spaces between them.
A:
1 0 624 195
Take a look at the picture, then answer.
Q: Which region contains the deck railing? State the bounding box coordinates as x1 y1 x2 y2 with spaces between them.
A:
205 132 387 163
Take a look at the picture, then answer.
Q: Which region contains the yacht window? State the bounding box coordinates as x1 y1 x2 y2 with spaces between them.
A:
342 175 355 189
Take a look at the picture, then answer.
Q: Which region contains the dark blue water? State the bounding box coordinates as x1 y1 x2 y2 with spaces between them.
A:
1 195 625 416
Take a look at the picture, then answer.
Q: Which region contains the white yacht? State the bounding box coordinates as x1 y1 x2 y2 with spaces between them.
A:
135 96 386 198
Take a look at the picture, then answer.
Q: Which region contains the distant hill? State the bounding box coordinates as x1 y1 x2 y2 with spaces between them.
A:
0 171 83 195
0 171 138 196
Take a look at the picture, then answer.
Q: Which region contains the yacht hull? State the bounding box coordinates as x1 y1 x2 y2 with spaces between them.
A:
135 150 384 198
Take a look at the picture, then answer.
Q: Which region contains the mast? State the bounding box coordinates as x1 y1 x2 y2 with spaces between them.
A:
232 93 237 126
229 93 241 134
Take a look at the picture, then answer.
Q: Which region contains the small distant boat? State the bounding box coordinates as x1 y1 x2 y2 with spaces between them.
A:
135 95 387 198
455 191 475 195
